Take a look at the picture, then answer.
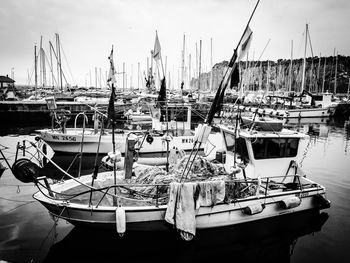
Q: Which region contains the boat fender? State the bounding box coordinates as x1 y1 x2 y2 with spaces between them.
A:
116 207 126 237
146 134 154 144
243 203 265 215
279 196 301 209
12 158 41 183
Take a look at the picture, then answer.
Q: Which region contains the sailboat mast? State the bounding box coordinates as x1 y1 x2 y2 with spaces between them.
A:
181 34 185 87
322 57 326 93
138 62 140 90
40 36 43 87
49 43 54 87
301 24 308 92
317 54 321 93
210 37 213 92
334 51 338 94
289 40 293 92
123 62 126 91
34 45 38 100
266 59 270 94
188 54 191 89
309 58 314 92
56 34 63 92
198 39 202 96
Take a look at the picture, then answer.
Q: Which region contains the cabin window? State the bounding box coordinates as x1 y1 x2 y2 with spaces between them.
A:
159 107 188 122
222 132 249 163
222 132 235 152
252 138 299 159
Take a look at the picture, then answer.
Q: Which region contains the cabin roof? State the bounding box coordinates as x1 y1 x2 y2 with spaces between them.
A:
219 125 308 139
0 75 15 84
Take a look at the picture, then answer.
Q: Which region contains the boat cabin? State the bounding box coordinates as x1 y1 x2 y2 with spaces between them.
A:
149 102 193 136
220 125 308 179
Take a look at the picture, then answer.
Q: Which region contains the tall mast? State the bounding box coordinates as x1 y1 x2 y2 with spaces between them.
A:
334 51 338 94
301 24 308 92
266 59 270 94
317 53 321 93
39 36 43 87
123 62 125 91
131 64 133 90
188 54 191 89
210 37 213 92
309 57 314 92
138 62 140 90
195 42 198 85
181 34 185 87
322 57 326 93
56 33 63 92
198 39 202 96
49 42 54 87
100 68 103 88
289 40 293 92
95 67 97 88
34 45 38 100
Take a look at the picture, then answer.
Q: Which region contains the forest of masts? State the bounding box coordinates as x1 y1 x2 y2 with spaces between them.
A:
27 33 350 96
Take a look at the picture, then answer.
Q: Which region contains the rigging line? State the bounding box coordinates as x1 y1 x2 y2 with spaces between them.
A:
307 27 314 57
43 50 58 86
0 201 36 216
49 41 70 87
253 38 271 68
60 41 76 85
0 196 35 203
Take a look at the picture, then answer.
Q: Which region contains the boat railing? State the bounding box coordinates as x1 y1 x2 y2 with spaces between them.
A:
74 112 89 132
38 173 322 209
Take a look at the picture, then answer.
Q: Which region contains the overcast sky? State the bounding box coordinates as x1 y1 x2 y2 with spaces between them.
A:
1 0 349 87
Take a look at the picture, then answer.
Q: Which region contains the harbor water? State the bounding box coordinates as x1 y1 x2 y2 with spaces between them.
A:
0 118 350 263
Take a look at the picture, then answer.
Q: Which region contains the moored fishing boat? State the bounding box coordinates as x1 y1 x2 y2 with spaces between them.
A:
5 2 330 241
8 114 330 240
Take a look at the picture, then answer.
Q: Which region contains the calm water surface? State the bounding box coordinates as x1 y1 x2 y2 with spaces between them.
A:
0 118 349 263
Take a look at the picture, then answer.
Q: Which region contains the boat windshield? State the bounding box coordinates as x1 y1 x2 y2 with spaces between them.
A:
251 138 299 159
222 131 249 163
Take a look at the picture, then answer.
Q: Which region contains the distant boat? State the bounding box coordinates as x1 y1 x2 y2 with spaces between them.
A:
36 101 205 159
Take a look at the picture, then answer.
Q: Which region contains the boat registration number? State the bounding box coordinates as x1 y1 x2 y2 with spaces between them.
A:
51 135 77 141
296 192 309 198
182 138 194 143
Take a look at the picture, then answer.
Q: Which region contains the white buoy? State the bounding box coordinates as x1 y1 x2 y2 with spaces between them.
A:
279 196 301 209
243 203 264 215
116 207 126 236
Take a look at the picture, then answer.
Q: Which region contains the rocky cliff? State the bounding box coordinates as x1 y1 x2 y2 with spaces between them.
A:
191 56 350 94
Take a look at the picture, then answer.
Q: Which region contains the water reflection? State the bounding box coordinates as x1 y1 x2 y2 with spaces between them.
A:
43 210 329 263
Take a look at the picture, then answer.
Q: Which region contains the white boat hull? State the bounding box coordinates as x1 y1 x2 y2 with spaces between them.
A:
34 182 329 231
37 128 202 155
285 107 330 118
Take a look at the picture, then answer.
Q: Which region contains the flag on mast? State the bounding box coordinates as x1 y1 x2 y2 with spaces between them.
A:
238 26 253 61
107 45 116 124
152 31 161 61
107 46 116 84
